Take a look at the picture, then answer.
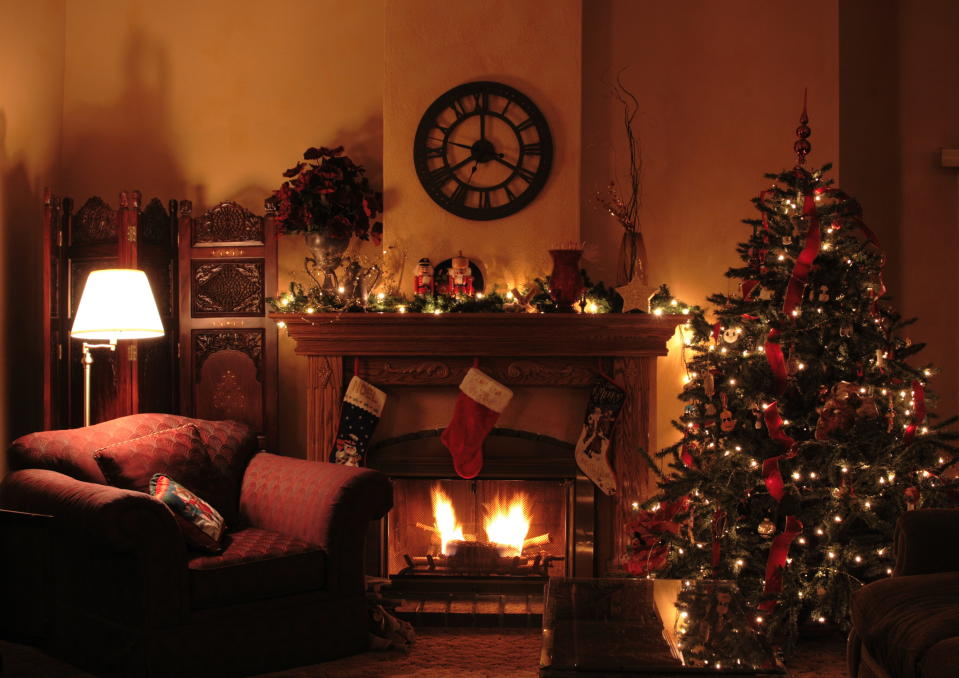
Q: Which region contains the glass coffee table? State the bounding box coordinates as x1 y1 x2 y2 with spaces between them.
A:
540 578 787 676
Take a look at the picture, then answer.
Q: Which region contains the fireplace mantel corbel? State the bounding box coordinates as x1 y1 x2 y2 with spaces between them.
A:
274 312 683 574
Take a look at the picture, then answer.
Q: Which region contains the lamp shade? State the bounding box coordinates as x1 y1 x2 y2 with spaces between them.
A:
71 269 165 340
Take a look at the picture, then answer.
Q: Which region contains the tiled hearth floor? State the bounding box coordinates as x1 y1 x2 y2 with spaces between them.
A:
1 631 847 677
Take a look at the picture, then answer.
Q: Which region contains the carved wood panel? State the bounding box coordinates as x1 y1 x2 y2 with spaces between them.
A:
191 260 264 316
140 197 172 245
307 355 342 463
355 357 597 387
43 191 179 430
192 329 265 430
190 200 264 246
70 196 118 245
179 199 277 447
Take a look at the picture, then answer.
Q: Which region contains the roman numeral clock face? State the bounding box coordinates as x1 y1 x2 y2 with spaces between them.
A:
413 81 553 220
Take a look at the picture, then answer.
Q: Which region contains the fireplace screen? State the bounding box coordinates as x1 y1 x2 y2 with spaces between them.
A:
388 478 569 578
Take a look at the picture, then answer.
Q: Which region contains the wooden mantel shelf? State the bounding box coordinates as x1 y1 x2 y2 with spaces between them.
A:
270 312 682 357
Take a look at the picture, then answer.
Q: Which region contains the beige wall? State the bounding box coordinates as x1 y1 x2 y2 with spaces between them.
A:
58 0 385 457
383 0 582 288
896 0 959 421
839 0 959 424
0 0 65 472
582 0 840 455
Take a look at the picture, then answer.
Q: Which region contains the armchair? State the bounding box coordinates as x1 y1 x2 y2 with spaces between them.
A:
0 413 392 677
847 509 959 678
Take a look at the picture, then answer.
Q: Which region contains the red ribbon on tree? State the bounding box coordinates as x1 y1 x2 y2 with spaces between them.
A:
758 516 803 612
761 401 797 501
782 194 822 318
903 380 927 444
764 328 788 396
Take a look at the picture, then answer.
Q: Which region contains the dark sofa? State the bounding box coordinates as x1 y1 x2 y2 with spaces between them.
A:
847 509 959 678
0 413 392 677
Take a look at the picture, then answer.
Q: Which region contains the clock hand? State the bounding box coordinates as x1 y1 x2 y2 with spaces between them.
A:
449 156 474 173
480 110 486 141
492 156 519 171
466 162 479 185
428 137 474 151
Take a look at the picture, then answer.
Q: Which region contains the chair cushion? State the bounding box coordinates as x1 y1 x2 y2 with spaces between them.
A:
93 424 235 524
8 413 193 484
852 571 959 678
187 527 326 609
150 473 226 553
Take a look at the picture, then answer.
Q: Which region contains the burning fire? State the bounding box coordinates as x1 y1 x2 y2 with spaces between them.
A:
431 486 463 555
430 484 531 558
483 494 531 557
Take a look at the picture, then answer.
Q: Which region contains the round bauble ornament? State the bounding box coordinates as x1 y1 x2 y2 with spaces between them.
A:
757 518 776 537
723 327 740 344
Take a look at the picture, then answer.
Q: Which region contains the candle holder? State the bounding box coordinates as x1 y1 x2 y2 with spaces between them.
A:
548 248 584 312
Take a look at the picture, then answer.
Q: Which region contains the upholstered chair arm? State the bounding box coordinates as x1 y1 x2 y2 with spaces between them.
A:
0 468 189 625
239 453 393 595
894 508 959 576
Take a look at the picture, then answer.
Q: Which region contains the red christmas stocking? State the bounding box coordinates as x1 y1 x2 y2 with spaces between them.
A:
441 367 513 479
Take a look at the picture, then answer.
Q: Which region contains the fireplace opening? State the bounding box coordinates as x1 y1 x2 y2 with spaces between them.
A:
366 428 595 625
388 478 569 579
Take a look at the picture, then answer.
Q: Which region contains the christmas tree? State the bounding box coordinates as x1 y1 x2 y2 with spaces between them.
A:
636 105 959 654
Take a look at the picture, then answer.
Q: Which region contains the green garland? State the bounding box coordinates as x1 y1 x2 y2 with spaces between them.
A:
267 270 626 315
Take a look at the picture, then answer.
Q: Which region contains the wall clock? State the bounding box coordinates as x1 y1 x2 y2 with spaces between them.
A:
413 81 553 220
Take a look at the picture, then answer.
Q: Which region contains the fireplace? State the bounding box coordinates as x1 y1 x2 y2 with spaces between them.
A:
274 312 682 621
389 478 569 579
368 428 596 594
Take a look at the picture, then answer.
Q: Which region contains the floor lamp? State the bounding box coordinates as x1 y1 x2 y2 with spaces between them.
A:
70 269 165 427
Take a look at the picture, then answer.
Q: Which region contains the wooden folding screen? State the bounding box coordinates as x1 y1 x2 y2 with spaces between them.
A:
42 191 179 430
177 200 277 448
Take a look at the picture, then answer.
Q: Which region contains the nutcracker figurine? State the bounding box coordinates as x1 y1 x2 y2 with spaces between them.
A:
448 252 474 296
414 257 434 295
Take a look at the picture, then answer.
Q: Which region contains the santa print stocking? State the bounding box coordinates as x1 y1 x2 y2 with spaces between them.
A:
574 378 625 495
330 376 387 466
441 367 514 479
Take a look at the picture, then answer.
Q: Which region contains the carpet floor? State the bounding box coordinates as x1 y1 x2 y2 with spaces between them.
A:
1 630 848 677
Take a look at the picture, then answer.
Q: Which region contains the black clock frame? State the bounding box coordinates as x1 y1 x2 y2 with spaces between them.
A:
413 81 553 221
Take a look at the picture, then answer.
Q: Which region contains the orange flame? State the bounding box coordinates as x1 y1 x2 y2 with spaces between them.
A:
483 494 531 557
431 486 463 555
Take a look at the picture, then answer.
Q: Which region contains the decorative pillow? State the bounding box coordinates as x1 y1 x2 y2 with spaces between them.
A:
150 473 226 553
93 424 230 517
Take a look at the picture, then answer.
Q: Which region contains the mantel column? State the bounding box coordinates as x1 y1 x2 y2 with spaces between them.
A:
306 355 342 462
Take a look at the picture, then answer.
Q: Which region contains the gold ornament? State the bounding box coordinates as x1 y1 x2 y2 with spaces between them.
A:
757 518 776 537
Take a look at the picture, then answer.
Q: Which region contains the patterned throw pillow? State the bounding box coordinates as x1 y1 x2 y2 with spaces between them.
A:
150 473 226 553
93 424 232 520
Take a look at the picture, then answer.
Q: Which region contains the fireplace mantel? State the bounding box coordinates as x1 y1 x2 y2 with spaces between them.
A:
273 312 679 357
274 311 683 574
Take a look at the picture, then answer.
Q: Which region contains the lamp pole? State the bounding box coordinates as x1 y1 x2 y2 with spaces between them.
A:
81 340 117 427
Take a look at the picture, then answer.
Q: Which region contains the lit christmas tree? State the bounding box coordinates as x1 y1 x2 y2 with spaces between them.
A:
635 104 959 652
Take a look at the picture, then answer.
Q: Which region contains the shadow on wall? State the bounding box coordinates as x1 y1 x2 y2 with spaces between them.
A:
61 25 186 201
0 112 45 442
